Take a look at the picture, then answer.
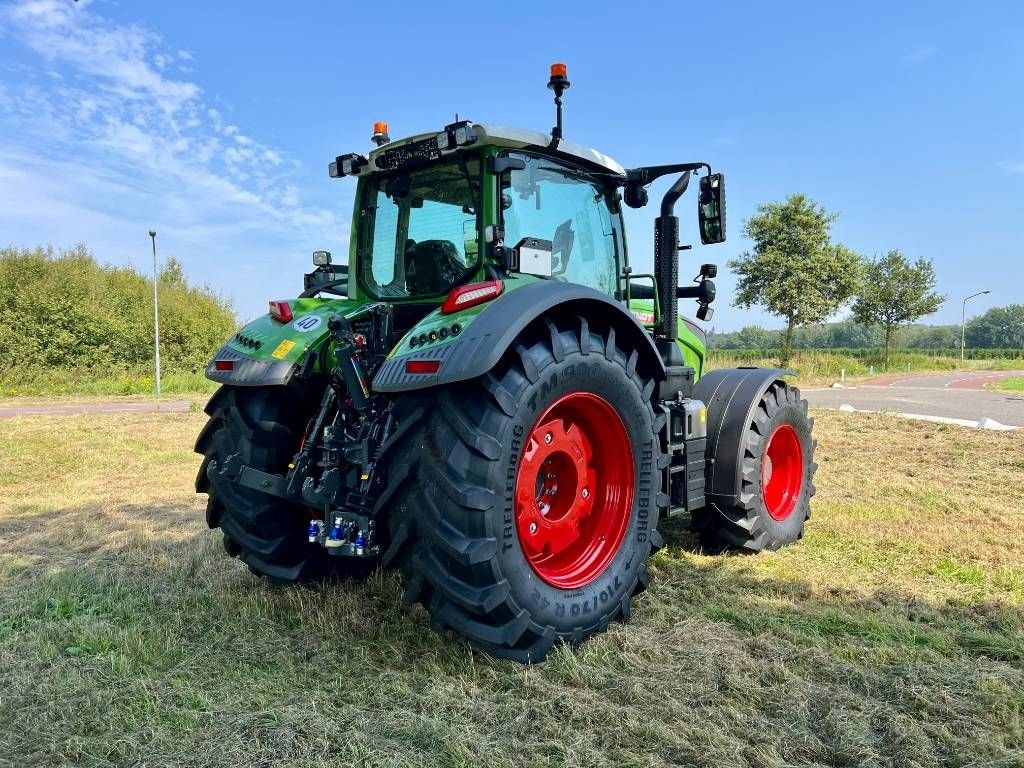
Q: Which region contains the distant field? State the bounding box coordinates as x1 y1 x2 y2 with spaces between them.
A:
1 408 1021 766
707 349 1023 386
3 347 1022 397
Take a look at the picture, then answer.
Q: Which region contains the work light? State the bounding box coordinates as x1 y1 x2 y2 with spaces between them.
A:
313 250 332 267
329 153 368 178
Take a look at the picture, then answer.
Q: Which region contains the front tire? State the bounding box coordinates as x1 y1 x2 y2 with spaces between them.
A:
691 380 817 551
380 316 663 662
195 385 376 583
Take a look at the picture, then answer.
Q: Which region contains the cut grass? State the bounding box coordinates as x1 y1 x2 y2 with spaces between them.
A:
1 408 1022 766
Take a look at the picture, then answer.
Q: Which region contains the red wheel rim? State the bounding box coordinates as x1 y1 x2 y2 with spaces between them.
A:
514 392 634 589
761 424 804 521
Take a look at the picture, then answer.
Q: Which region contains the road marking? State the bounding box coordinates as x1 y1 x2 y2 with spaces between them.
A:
831 404 1019 430
946 373 1002 389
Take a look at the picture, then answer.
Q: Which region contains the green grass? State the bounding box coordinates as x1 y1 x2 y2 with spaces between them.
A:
707 350 1023 386
0 366 216 397
1 409 1022 766
989 376 1024 395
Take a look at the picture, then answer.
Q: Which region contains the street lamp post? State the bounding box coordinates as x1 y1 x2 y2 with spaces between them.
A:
148 230 162 397
961 290 990 366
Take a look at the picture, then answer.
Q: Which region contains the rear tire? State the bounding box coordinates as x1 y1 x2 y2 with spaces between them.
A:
691 380 817 552
379 316 663 662
195 385 376 583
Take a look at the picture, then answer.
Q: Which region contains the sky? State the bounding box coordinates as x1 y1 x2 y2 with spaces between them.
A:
1 0 1021 331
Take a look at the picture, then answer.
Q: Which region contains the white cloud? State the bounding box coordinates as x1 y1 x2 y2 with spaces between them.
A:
0 0 345 317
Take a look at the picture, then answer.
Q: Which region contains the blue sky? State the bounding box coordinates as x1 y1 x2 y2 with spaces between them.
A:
1 0 1021 331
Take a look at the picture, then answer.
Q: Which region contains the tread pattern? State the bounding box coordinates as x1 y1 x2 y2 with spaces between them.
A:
195 386 374 583
691 381 817 552
379 314 663 662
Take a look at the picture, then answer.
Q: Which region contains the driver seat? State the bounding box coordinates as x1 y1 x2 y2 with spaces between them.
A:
405 240 465 295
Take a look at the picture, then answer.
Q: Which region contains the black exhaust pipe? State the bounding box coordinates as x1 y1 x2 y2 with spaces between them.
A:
653 172 691 340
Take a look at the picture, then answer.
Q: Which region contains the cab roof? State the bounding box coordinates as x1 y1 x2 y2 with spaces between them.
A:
365 122 627 179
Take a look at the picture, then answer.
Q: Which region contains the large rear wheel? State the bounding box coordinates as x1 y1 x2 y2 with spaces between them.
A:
195 385 376 583
380 316 663 662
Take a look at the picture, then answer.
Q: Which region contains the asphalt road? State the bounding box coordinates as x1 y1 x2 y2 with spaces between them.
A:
2 372 1022 429
0 400 191 419
804 371 1024 428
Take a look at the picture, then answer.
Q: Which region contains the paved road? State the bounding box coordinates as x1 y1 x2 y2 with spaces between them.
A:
804 371 1024 427
0 400 191 419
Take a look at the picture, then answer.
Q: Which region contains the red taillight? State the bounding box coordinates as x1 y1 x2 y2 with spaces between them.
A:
405 360 441 375
441 280 503 315
268 300 293 323
215 360 234 371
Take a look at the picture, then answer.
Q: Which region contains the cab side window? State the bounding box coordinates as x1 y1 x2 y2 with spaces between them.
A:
501 153 622 296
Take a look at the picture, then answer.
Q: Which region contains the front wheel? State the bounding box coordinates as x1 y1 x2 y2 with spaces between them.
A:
691 380 817 551
380 316 663 662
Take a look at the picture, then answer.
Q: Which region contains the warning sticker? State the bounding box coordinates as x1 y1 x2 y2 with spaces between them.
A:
271 339 296 359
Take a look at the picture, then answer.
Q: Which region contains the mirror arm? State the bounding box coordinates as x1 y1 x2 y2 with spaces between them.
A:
624 162 710 188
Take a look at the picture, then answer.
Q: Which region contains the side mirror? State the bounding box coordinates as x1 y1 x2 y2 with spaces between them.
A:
698 173 726 245
624 184 648 209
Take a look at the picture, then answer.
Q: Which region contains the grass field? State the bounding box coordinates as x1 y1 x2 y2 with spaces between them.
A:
988 376 1024 396
706 350 1023 387
1 407 1022 767
0 366 216 398
0 350 1021 398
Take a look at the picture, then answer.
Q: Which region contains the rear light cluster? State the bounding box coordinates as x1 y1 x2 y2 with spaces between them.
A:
441 280 503 314
405 360 441 375
268 300 293 323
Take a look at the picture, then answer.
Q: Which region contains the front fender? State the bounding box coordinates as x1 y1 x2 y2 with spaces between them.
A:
372 280 666 393
693 367 794 506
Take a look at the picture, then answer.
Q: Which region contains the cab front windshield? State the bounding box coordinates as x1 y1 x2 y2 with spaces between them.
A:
358 156 481 299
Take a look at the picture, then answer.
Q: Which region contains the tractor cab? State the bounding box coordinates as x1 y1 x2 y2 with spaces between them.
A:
328 122 633 301
320 64 724 361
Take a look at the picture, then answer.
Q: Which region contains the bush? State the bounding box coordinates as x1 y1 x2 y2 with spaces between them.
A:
0 244 237 389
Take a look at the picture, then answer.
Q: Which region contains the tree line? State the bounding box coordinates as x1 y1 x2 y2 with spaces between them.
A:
0 244 237 376
725 194 997 367
709 309 1024 352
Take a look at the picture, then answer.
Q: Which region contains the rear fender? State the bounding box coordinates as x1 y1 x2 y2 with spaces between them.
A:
693 367 794 506
205 298 365 387
372 281 666 393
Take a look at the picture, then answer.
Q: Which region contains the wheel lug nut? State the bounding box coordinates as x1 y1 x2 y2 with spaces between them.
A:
529 522 538 534
581 488 590 499
544 432 553 445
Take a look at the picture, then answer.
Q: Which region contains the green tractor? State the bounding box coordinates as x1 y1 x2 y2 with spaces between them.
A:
195 65 816 662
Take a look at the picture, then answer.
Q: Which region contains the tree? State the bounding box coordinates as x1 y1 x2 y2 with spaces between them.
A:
729 194 863 366
852 250 944 368
966 304 1024 349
